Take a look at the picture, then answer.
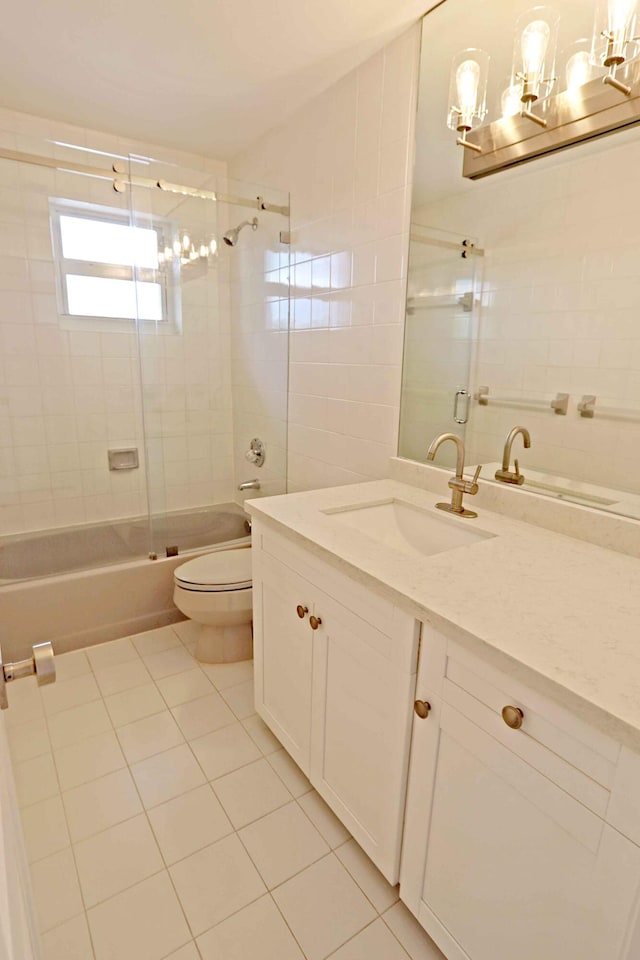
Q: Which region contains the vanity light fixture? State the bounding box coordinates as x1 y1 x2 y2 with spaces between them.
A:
452 0 640 178
592 0 639 95
448 49 489 153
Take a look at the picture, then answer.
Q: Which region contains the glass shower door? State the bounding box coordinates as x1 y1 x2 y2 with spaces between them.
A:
398 224 481 469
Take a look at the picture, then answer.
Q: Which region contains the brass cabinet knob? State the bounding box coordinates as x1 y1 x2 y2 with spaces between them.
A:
296 605 309 619
414 699 431 719
309 615 322 630
502 705 524 729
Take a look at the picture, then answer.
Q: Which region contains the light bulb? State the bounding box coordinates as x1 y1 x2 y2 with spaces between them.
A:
164 246 172 260
501 83 522 117
522 20 551 81
189 246 198 261
566 50 591 89
608 0 637 40
173 239 181 256
456 59 481 129
182 234 190 250
199 244 208 258
209 239 217 255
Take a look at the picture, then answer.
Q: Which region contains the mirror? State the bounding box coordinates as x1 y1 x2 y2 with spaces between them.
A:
400 0 640 521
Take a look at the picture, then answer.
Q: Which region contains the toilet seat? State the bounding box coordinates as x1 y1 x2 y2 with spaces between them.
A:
174 549 252 593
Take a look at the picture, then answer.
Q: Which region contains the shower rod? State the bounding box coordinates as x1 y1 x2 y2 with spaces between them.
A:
0 145 289 217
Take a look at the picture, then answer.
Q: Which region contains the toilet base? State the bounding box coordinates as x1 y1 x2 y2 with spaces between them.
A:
195 622 253 664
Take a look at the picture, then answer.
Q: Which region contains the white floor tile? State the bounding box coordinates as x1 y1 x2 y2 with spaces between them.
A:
63 767 143 842
164 945 200 960
130 625 181 658
104 683 167 728
86 637 140 672
298 791 350 849
143 646 195 680
6 676 44 726
117 710 184 764
157 667 214 707
170 833 266 936
335 838 399 912
268 749 312 797
382 902 447 960
88 872 191 960
93 659 152 698
41 674 101 716
48 699 112 750
74 814 164 907
14 752 59 807
54 730 125 791
327 918 411 960
31 847 84 933
53 650 92 683
21 794 70 863
213 758 292 829
239 800 330 888
171 692 235 741
190 723 261 781
242 715 282 755
41 913 95 960
200 659 253 690
8 717 50 764
171 620 201 646
148 784 232 866
220 680 256 720
131 743 206 808
197 894 304 960
272 855 376 960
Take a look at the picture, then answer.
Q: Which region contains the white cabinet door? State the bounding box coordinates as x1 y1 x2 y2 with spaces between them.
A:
253 552 314 774
309 588 416 883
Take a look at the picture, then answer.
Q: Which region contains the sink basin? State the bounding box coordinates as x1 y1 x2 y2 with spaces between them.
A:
323 498 496 558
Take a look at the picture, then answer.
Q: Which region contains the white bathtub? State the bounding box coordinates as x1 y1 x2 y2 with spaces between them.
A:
0 505 250 662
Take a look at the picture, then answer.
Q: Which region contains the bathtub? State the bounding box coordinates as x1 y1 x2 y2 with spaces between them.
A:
0 503 251 661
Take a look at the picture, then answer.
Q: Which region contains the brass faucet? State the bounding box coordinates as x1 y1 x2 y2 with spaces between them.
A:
426 433 481 518
495 426 531 485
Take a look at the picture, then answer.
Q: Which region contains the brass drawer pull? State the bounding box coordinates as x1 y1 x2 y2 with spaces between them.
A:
502 705 524 730
296 605 309 619
414 700 431 719
309 615 322 630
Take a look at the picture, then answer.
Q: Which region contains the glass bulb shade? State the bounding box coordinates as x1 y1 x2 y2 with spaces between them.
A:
447 48 489 132
513 7 559 102
522 20 551 81
501 83 523 117
592 0 639 65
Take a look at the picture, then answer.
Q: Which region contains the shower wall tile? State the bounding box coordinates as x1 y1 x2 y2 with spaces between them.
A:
0 108 233 535
229 23 421 493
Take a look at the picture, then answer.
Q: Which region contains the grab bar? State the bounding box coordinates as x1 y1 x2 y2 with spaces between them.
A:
475 386 569 416
578 395 640 422
0 641 56 710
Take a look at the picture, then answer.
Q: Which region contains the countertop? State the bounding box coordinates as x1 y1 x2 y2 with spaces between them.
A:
246 477 640 751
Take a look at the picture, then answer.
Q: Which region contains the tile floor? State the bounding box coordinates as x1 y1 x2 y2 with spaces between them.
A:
7 621 445 960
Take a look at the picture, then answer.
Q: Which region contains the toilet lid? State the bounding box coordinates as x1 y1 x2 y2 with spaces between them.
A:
174 549 252 591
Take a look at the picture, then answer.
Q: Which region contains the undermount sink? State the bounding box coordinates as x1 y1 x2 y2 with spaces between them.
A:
323 498 496 558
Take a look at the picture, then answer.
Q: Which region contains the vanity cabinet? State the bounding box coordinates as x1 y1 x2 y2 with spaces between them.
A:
252 519 420 882
401 625 640 960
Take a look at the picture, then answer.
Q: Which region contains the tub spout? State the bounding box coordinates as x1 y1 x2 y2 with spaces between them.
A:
238 479 260 492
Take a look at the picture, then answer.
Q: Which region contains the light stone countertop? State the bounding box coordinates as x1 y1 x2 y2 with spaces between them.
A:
246 477 640 751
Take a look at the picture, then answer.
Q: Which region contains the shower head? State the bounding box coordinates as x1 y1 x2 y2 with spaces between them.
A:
223 217 259 247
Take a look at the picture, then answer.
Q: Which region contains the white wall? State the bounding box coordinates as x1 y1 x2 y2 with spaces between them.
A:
416 127 640 494
0 108 234 536
230 24 421 492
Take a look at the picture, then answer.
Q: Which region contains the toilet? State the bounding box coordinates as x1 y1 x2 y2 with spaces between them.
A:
173 548 253 663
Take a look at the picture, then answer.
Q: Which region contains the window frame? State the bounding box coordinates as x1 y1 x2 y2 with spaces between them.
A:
49 197 181 332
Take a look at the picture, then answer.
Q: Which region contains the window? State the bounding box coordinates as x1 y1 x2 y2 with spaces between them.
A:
49 199 181 329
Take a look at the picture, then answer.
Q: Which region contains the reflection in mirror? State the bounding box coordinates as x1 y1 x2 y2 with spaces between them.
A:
399 0 640 521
